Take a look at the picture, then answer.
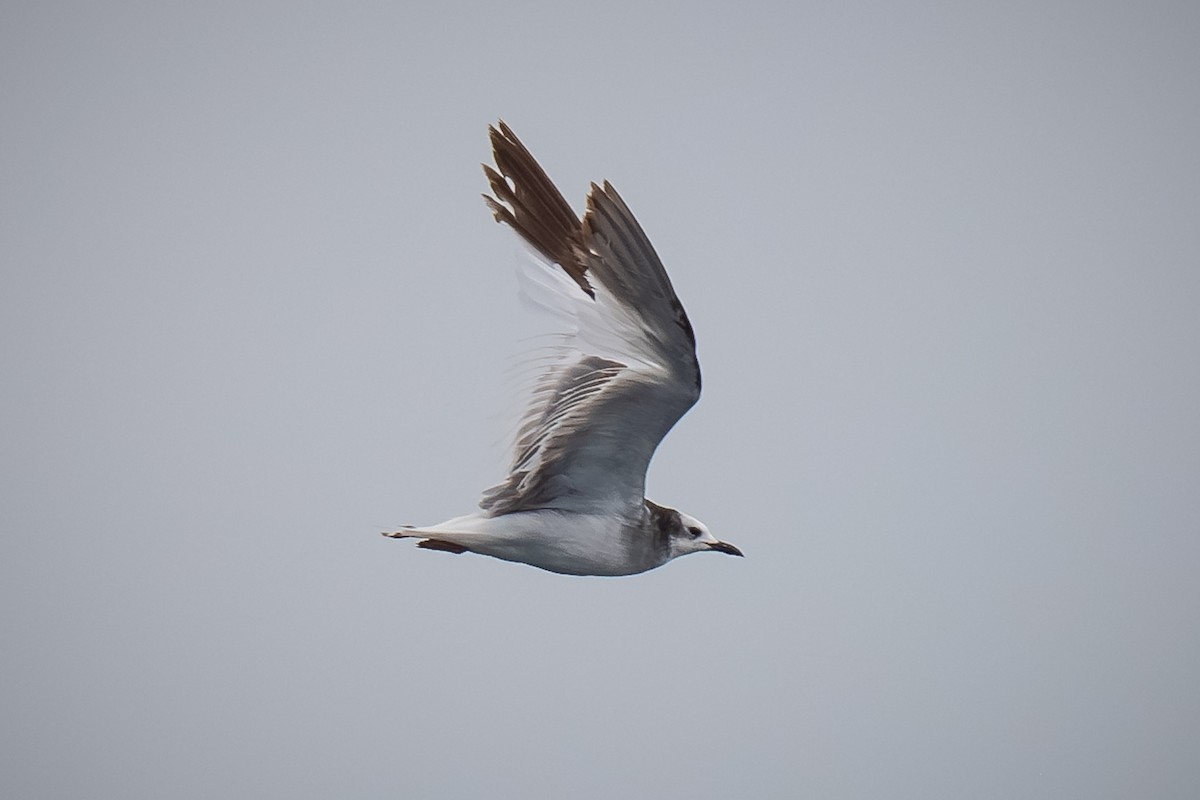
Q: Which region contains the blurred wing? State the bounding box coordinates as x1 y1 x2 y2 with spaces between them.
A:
479 121 701 517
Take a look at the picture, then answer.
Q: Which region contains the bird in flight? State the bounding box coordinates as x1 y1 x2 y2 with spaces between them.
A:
384 122 742 575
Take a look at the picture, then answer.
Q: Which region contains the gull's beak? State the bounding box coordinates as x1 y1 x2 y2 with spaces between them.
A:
707 541 744 557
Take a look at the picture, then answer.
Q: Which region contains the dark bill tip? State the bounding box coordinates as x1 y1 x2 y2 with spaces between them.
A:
708 541 744 557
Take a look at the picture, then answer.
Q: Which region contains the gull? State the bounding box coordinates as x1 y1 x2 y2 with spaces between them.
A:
384 122 742 576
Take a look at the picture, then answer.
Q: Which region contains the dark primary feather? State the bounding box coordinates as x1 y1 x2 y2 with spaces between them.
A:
482 121 594 298
479 122 701 517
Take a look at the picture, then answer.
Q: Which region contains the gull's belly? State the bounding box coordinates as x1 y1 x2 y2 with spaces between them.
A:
470 511 655 577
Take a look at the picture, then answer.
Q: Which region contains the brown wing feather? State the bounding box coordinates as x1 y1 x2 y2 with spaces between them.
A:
483 121 594 298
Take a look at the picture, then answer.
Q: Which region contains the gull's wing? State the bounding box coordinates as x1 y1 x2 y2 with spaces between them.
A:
478 121 701 517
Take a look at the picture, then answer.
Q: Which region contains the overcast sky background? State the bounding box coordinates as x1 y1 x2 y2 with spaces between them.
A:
4 2 1199 798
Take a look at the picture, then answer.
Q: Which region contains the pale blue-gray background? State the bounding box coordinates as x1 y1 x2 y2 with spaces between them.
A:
3 2 1198 797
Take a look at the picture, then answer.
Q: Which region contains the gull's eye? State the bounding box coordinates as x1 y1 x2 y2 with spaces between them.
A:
687 526 702 538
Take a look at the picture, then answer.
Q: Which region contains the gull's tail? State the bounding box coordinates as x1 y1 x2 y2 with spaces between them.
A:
382 525 470 555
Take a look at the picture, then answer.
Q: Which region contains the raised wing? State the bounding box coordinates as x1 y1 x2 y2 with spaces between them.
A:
479 121 701 517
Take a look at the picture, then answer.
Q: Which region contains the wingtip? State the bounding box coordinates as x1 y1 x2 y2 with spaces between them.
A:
489 119 523 154
482 120 596 301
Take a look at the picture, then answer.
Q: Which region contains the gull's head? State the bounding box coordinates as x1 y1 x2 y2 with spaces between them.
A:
666 510 744 561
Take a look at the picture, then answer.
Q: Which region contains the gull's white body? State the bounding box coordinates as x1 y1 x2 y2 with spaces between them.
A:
384 122 742 576
399 511 671 577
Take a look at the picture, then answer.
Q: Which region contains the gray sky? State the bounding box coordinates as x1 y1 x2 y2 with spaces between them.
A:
3 1 1199 797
